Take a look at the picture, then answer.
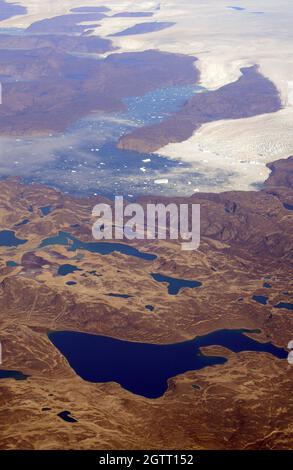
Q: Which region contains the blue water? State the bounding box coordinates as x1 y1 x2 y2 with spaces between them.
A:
145 304 154 312
57 411 78 423
40 205 52 216
0 369 28 380
0 230 27 247
252 295 268 305
14 218 29 227
274 302 293 311
123 85 203 126
22 84 206 198
49 329 287 399
40 231 157 261
66 281 77 286
263 283 272 289
107 293 132 299
57 264 81 276
283 202 293 211
6 260 18 267
151 273 202 295
76 140 186 175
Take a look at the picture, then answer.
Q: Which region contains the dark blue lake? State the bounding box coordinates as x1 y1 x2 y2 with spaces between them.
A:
263 282 272 289
0 230 27 247
252 295 268 305
151 273 202 295
0 369 28 380
57 264 81 276
274 302 293 311
40 205 52 216
14 218 29 227
40 231 157 261
6 260 18 267
49 329 287 399
57 410 78 423
283 202 293 211
107 293 132 299
145 304 155 311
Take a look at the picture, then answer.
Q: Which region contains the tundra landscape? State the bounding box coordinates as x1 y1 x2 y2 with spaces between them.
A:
0 0 292 453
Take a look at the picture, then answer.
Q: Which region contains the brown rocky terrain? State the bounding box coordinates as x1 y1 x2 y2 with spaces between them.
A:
0 157 292 450
0 33 116 55
0 44 198 135
265 156 293 190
